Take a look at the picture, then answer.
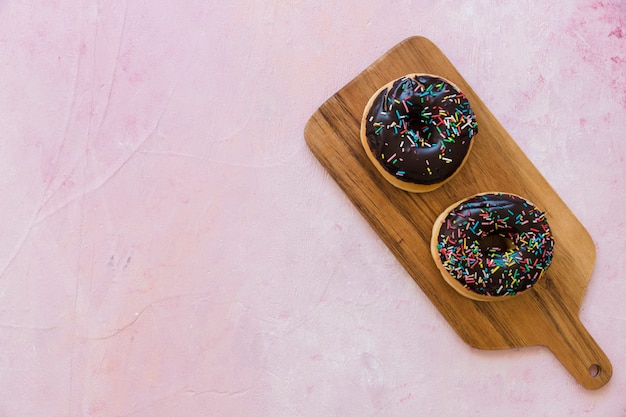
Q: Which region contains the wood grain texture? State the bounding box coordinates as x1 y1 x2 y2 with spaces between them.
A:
304 36 612 390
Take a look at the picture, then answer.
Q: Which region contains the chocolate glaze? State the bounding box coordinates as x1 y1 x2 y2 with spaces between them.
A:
364 75 478 185
435 193 554 297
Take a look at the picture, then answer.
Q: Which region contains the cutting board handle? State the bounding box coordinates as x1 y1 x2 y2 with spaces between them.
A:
544 313 612 390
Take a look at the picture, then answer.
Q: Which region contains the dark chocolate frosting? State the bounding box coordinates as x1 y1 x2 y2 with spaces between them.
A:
435 193 554 297
364 75 478 185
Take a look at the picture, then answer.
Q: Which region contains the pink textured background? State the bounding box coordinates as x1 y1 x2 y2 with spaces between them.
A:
0 1 625 416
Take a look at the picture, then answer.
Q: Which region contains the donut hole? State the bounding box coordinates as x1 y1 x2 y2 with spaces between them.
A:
478 233 517 256
406 115 434 145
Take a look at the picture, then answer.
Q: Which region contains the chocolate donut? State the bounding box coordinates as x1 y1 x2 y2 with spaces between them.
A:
431 192 555 301
360 74 478 192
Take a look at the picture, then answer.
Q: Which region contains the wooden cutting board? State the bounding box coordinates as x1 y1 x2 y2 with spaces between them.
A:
304 36 611 390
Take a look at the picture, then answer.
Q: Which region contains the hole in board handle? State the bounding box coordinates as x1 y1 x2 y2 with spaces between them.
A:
588 364 601 378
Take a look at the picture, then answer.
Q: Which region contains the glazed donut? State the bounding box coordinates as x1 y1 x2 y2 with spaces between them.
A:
360 74 478 192
431 192 555 301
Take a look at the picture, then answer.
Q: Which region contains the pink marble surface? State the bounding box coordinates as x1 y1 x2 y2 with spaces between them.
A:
0 1 625 415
